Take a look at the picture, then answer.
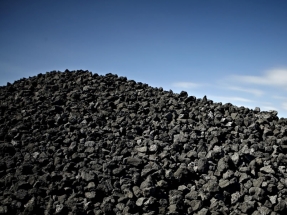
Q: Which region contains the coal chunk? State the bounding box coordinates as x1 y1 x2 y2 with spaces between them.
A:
0 70 286 214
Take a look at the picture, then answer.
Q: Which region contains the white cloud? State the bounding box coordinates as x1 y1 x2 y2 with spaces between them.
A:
232 68 287 88
227 86 264 97
211 96 253 103
172 82 201 89
282 102 287 111
261 106 278 111
273 95 287 100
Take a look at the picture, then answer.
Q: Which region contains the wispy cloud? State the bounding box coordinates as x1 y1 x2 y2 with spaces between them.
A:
172 82 201 89
211 96 253 103
282 102 287 111
261 106 278 111
227 86 264 97
232 68 287 88
273 95 287 100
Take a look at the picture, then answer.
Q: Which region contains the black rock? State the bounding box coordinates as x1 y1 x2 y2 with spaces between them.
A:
0 70 287 214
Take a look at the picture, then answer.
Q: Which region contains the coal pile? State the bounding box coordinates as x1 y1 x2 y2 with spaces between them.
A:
1 70 287 215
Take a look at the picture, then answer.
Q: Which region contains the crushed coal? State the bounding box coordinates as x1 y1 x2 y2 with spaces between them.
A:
1 70 287 215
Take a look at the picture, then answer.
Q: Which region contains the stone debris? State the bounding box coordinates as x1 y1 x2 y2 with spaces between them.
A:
0 70 287 214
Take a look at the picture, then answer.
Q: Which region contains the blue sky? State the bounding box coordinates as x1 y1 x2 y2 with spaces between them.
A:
1 0 287 117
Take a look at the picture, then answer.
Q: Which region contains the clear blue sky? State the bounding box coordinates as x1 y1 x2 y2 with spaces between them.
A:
1 0 287 117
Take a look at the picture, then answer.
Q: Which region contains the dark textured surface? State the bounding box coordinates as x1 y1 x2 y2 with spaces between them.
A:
1 70 287 215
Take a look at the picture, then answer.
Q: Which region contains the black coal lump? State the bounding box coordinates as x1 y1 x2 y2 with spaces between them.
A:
0 70 287 214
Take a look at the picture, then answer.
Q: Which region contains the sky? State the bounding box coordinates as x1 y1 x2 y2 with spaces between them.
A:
1 0 287 118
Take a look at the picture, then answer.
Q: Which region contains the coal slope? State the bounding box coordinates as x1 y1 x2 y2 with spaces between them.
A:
1 70 287 215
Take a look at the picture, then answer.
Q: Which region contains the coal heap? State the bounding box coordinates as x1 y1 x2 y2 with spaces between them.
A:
1 70 287 215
